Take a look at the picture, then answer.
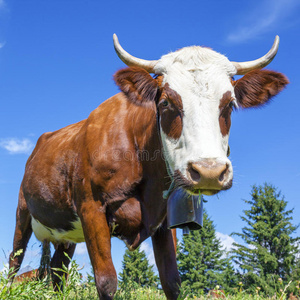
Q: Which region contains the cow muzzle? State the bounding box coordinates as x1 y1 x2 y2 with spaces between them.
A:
186 159 232 195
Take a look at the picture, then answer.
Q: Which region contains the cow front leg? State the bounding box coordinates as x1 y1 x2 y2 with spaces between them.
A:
151 219 181 300
78 201 117 300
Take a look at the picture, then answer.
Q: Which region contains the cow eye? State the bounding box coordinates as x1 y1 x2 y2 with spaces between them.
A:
161 99 169 108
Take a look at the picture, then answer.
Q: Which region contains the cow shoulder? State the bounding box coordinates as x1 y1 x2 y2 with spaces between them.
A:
82 95 147 194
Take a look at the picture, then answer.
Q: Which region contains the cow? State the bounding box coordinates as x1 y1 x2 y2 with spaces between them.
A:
14 269 38 283
9 34 288 299
208 289 226 299
14 267 50 283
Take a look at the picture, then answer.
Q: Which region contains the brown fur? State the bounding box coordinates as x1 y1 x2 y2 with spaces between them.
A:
234 69 289 108
208 289 226 299
114 67 159 105
219 91 233 136
9 68 180 300
14 267 50 283
14 269 38 282
159 83 184 140
288 293 300 300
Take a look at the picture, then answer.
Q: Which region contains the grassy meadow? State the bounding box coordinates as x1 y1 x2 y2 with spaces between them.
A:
1 258 299 300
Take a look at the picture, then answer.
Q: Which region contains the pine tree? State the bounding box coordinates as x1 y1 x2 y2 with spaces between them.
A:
231 183 300 296
118 245 159 290
221 255 239 293
177 209 238 296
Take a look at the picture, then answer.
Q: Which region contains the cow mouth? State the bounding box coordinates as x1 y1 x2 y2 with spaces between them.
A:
190 189 220 196
173 170 232 196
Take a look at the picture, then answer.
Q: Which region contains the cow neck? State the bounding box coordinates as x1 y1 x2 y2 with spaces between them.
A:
128 101 164 171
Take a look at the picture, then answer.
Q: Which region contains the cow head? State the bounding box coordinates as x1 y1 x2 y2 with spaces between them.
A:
113 35 288 196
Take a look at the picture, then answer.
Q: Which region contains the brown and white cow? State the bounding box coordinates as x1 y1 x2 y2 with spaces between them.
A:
9 35 288 299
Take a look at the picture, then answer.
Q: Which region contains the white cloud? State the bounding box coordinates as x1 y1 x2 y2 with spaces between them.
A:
0 138 34 154
216 232 258 254
0 42 6 49
75 243 88 255
140 241 156 268
216 232 237 253
227 0 300 43
248 243 256 250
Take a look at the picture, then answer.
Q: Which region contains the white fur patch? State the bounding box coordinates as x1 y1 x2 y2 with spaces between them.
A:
154 46 235 183
31 216 85 244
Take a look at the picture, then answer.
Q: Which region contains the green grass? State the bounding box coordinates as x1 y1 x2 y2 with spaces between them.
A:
1 257 299 300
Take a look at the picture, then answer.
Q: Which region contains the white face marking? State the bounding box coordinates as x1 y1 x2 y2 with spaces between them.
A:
31 216 85 244
154 46 236 183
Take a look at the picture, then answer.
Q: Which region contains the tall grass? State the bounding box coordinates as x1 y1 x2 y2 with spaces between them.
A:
1 256 299 299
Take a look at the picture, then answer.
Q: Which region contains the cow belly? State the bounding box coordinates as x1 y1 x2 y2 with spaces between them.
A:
31 216 85 244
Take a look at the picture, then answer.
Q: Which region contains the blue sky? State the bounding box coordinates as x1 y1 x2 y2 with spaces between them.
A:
0 0 300 278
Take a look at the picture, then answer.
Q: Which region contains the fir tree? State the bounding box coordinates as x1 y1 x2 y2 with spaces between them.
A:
177 209 238 296
231 183 300 296
118 245 159 290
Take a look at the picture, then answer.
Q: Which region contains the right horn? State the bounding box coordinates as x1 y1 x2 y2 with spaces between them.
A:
113 34 158 73
232 36 280 75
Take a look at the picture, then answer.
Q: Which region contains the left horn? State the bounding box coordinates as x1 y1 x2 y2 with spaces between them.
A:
113 34 158 73
232 36 279 75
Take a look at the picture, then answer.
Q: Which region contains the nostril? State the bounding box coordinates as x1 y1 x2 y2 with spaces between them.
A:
219 164 229 183
188 165 201 182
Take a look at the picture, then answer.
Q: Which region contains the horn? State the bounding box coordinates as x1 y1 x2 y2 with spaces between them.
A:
232 36 280 75
113 34 157 73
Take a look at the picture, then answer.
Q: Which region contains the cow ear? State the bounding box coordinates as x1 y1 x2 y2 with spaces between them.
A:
114 67 159 105
233 69 289 108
